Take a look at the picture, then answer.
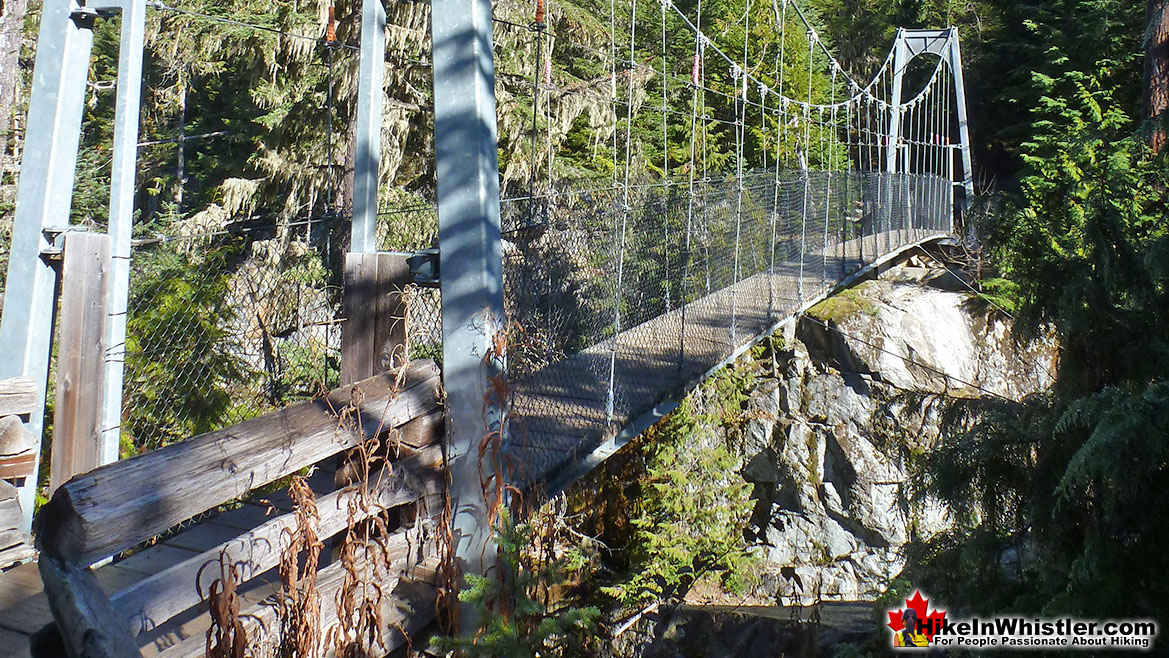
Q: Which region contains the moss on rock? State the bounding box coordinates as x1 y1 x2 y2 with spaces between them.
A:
807 283 881 324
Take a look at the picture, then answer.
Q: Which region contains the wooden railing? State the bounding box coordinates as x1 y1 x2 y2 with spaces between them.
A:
34 361 446 658
0 376 38 569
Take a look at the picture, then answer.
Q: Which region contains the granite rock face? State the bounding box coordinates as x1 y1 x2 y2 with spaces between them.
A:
737 267 1055 605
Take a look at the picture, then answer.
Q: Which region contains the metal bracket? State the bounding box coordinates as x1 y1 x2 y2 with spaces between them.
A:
40 227 89 260
407 248 440 287
69 6 99 26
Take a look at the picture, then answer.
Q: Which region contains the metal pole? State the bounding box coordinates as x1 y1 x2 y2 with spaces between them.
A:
351 0 385 254
0 0 94 531
949 28 975 215
430 0 508 630
883 31 906 249
885 31 906 175
948 143 956 232
99 0 147 468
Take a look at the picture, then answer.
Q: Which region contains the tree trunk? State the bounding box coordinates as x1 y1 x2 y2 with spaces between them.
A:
1146 0 1169 152
0 0 30 161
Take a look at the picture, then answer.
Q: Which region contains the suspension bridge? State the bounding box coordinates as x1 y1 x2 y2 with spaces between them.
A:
0 0 973 653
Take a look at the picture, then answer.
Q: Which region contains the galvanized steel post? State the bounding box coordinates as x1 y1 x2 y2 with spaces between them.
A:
351 0 386 254
0 0 95 531
885 30 907 175
430 0 507 631
949 28 976 216
98 0 147 468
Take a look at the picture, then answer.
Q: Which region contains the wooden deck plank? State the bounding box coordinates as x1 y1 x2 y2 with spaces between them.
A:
0 624 33 658
161 521 244 554
113 544 201 578
0 585 52 637
210 503 279 531
93 564 147 595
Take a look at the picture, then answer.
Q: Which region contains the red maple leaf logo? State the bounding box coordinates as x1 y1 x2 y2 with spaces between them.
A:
887 590 947 641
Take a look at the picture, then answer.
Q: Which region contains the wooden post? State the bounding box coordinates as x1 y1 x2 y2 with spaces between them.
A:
336 253 419 533
51 232 110 494
340 252 410 385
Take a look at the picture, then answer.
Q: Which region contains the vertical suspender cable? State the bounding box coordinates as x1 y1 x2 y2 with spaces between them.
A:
322 0 338 382
661 0 670 311
730 62 743 343
763 81 778 318
730 0 750 344
529 0 545 209
680 0 701 373
545 43 553 204
606 0 637 422
820 105 829 287
700 31 711 295
845 87 853 264
320 0 339 245
797 28 812 301
771 0 787 316
661 0 668 182
821 67 834 286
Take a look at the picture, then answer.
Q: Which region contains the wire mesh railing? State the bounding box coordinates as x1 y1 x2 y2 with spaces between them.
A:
503 168 952 485
122 224 341 451
108 0 443 453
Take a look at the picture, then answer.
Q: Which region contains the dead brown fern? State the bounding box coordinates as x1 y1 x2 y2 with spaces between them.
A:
278 476 323 657
433 441 460 636
326 370 419 657
198 549 248 658
478 321 524 530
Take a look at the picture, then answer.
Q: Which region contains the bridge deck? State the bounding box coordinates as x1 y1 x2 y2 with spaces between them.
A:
510 229 941 488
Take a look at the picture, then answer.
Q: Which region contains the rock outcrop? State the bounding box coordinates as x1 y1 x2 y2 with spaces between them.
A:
728 263 1056 605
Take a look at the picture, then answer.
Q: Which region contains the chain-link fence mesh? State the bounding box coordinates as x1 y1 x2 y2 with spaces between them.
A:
123 224 343 452
122 202 446 452
503 169 952 485
377 196 443 362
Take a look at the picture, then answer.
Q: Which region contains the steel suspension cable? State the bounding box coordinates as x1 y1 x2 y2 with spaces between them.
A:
796 27 812 301
606 0 638 421
679 0 703 372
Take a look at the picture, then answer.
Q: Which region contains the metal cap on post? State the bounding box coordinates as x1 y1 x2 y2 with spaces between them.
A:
430 0 507 634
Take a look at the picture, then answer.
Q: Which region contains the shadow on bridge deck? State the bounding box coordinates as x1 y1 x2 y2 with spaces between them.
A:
507 230 950 494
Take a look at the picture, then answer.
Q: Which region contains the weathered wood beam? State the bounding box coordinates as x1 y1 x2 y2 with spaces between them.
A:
340 253 410 385
0 453 35 479
51 232 110 494
0 377 37 416
155 537 439 658
37 553 139 658
37 361 442 566
0 415 36 480
0 414 36 456
111 445 444 637
0 478 34 568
